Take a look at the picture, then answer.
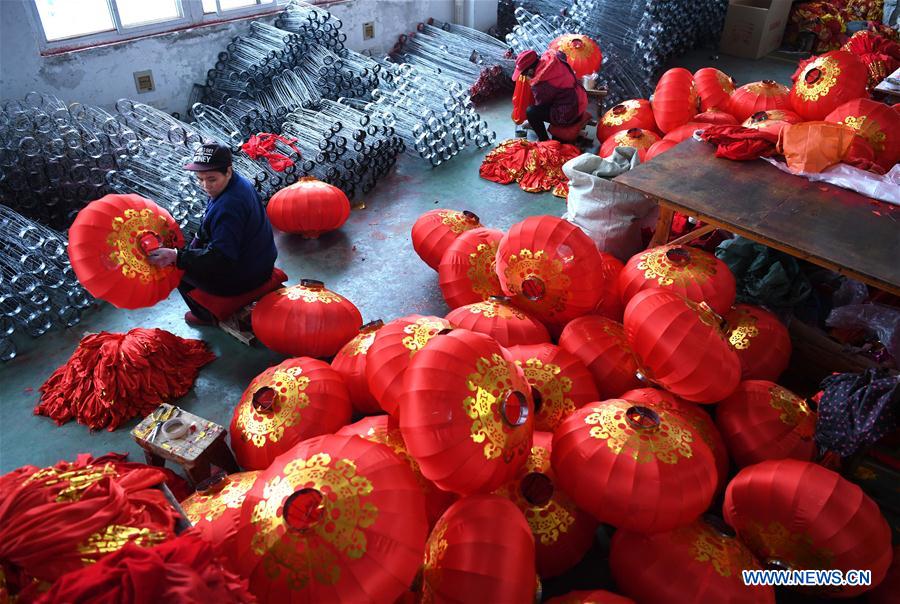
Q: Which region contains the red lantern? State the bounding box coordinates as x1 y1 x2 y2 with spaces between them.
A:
728 81 792 123
826 98 900 169
652 68 699 134
496 215 610 334
741 109 803 139
724 304 791 381
331 320 384 415
790 51 869 121
723 459 893 597
624 289 741 404
619 244 736 316
365 314 452 417
546 591 635 604
411 209 482 270
438 227 504 309
549 34 603 79
552 399 718 533
600 127 661 161
68 194 184 309
610 517 774 604
597 99 657 142
181 471 259 565
445 297 550 348
494 432 597 578
266 178 350 238
505 344 599 432
558 316 642 400
236 434 428 602
693 109 739 125
229 357 351 470
419 495 536 603
594 252 625 321
716 381 816 468
663 122 707 143
644 139 679 162
400 329 535 495
694 67 735 112
252 279 362 358
336 415 457 527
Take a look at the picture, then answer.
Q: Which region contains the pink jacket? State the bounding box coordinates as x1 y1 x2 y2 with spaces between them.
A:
530 51 588 125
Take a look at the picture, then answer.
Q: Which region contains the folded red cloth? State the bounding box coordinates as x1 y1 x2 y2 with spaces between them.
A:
699 125 778 160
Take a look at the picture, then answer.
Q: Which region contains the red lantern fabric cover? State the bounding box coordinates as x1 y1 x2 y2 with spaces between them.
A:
558 316 642 400
728 81 792 123
400 329 535 495
181 471 259 564
552 399 718 533
512 75 536 124
252 279 362 358
826 98 900 169
790 51 869 121
331 320 384 415
610 517 774 604
546 591 635 604
365 314 452 417
235 434 428 603
68 193 184 309
445 297 551 348
437 227 504 309
694 67 735 112
266 178 350 237
723 459 893 597
549 34 603 79
693 109 739 125
663 122 707 143
716 381 816 468
619 244 736 316
597 99 657 142
644 139 679 162
724 304 791 381
624 289 741 403
594 251 625 321
505 344 599 432
652 68 699 134
229 357 351 470
741 109 803 139
600 127 661 161
419 495 536 603
411 209 482 270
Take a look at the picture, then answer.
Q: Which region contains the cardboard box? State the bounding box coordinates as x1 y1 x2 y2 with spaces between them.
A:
719 0 793 59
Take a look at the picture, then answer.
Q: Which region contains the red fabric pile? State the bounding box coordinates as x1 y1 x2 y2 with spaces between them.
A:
698 125 779 161
842 30 900 90
240 133 300 172
35 328 216 431
480 138 581 198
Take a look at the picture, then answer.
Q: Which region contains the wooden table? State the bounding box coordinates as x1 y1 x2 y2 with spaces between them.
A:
613 139 900 296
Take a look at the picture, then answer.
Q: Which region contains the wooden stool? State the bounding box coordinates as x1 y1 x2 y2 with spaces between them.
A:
131 403 239 486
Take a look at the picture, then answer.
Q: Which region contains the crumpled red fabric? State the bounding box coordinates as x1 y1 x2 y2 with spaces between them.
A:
35 328 216 431
480 138 581 197
511 76 534 125
699 125 779 160
34 531 255 604
240 133 301 172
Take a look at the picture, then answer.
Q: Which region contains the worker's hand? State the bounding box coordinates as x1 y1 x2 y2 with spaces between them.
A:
147 248 177 268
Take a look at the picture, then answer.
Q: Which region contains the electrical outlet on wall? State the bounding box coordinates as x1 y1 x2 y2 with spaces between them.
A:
363 22 374 40
133 70 155 94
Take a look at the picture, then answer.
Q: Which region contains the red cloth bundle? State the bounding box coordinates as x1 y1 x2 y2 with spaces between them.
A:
240 133 300 172
480 138 581 197
512 76 534 124
35 328 216 431
699 125 779 160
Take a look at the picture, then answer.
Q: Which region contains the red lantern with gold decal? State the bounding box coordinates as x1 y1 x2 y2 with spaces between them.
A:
826 98 900 169
365 314 452 418
266 177 350 237
438 227 504 309
723 459 893 597
495 432 598 578
235 434 428 603
411 209 482 270
229 357 351 470
549 34 603 79
552 399 718 533
652 68 698 134
546 591 635 604
741 109 803 139
790 51 869 121
610 516 774 604
558 316 642 401
728 81 792 123
694 67 735 112
181 471 259 566
331 320 384 415
400 329 535 495
252 279 362 358
597 99 657 142
599 128 660 161
445 296 550 348
724 305 791 381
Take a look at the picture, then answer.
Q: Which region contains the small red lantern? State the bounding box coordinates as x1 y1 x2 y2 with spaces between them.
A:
619 244 736 316
445 296 550 348
330 320 384 415
230 357 351 470
663 122 707 143
644 139 679 162
400 329 535 495
236 434 428 602
181 471 259 565
600 128 661 161
552 399 718 533
438 227 504 309
826 98 900 169
694 67 735 112
693 109 739 125
546 591 635 604
597 99 657 142
365 314 452 417
790 51 869 121
728 81 792 123
724 304 791 381
252 279 362 358
411 209 482 270
420 495 536 603
494 432 597 578
558 316 642 401
610 517 774 604
266 178 350 238
505 344 599 432
724 459 893 597
716 381 816 468
741 109 803 139
594 252 625 321
624 289 741 404
652 68 699 134
549 34 603 79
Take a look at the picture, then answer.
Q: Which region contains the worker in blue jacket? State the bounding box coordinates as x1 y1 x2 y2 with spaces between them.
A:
148 142 277 326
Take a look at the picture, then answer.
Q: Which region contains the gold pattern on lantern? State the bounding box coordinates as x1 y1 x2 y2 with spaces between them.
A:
796 57 841 102
716 70 735 94
614 129 655 149
78 525 169 563
556 34 596 59
672 522 760 578
106 209 178 283
346 328 379 357
838 115 886 152
745 81 789 97
504 249 570 313
281 284 344 304
401 317 449 355
466 241 502 300
584 403 694 464
464 354 532 461
516 358 575 431
741 520 835 570
236 366 310 448
728 308 760 350
439 210 480 234
467 299 526 320
638 246 716 287
26 462 118 502
249 454 377 590
358 424 431 492
421 517 449 602
768 386 815 437
182 472 258 524
602 100 641 127
683 298 725 332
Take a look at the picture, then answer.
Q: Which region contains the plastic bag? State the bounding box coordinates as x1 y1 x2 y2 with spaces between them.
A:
826 303 900 363
762 159 900 205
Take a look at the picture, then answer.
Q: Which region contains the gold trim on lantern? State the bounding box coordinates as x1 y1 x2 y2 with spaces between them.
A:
838 115 886 152
466 299 526 320
106 209 177 283
401 318 448 355
515 358 575 429
464 354 532 461
281 284 344 303
602 100 642 127
503 249 570 313
796 56 842 102
466 241 501 300
583 403 695 464
768 386 815 435
182 472 258 524
439 210 479 234
236 366 311 448
672 522 759 578
742 520 834 570
637 246 716 287
728 308 760 350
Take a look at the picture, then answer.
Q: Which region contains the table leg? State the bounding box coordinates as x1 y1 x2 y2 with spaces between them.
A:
649 204 675 247
209 436 241 473
143 450 166 468
185 458 211 487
